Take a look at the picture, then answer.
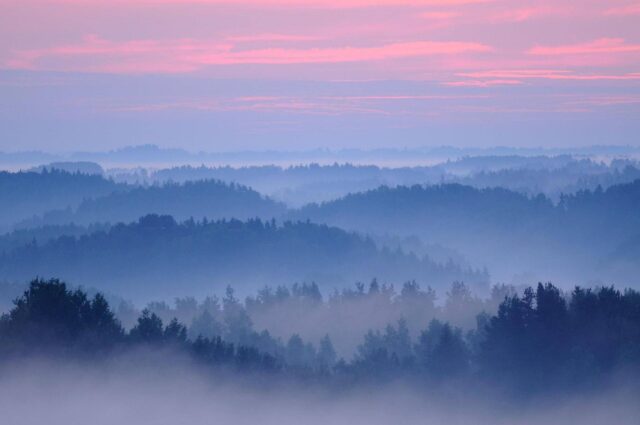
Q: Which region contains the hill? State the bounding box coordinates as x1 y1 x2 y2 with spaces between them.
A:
294 181 640 285
0 169 123 231
22 179 287 227
0 215 487 302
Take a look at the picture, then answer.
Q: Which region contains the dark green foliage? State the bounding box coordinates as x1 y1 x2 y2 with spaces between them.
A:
60 179 286 226
129 310 165 344
353 319 414 378
295 180 640 283
317 334 338 369
415 320 469 380
0 279 279 372
285 334 316 369
477 283 640 393
1 279 639 394
148 158 640 207
0 169 123 230
189 310 223 340
0 278 124 355
0 215 486 300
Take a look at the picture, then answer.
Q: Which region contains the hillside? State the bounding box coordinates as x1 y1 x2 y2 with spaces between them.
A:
0 169 123 231
0 215 487 302
24 179 287 227
294 181 640 285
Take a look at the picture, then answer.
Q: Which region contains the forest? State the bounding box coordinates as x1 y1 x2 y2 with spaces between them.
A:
0 215 486 301
296 181 640 283
1 278 638 397
5 0 640 418
2 165 640 289
0 153 639 423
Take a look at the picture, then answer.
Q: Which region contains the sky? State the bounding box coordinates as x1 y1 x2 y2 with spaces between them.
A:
0 0 639 152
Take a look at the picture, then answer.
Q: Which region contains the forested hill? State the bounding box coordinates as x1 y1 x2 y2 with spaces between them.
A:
0 170 123 231
117 157 640 206
294 183 554 249
22 179 287 227
297 183 553 231
0 215 487 301
293 181 640 283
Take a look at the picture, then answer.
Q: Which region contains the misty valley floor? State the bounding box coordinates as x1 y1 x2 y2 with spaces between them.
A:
1 355 639 425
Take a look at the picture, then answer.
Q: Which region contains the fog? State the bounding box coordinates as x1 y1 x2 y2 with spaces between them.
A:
1 354 637 425
1 147 639 425
131 281 504 358
3 152 640 290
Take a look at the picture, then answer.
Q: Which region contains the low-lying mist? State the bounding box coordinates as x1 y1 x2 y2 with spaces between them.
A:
1 353 637 425
135 281 507 357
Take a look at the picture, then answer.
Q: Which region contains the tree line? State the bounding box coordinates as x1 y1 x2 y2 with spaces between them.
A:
1 278 638 396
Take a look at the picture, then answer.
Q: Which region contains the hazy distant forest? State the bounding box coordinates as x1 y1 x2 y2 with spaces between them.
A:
1 149 640 413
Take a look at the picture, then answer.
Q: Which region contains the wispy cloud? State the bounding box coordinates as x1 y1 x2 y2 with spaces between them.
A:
194 41 492 65
458 69 640 81
419 11 460 20
42 0 494 7
527 38 640 56
491 6 567 23
3 0 640 87
226 34 325 43
443 79 523 87
563 95 640 106
6 35 492 73
604 3 640 16
103 93 492 117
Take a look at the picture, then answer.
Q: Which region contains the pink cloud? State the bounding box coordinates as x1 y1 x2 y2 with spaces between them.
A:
528 38 640 55
492 6 566 22
194 41 492 65
43 0 494 7
458 69 640 81
103 93 495 117
320 94 488 100
108 97 394 116
6 35 493 73
563 96 640 106
419 11 459 20
604 3 640 16
105 96 628 123
443 79 523 87
3 0 640 88
226 34 325 42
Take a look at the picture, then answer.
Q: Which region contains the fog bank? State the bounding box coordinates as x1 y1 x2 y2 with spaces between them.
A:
1 354 637 425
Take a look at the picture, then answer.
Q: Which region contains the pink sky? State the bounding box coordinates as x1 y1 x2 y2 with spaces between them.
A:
0 0 639 150
1 0 638 81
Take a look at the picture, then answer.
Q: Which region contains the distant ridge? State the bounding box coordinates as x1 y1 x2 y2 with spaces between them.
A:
0 214 488 301
21 178 286 228
2 144 639 168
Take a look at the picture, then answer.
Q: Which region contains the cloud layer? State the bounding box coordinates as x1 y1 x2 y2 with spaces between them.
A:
0 0 639 150
2 0 639 81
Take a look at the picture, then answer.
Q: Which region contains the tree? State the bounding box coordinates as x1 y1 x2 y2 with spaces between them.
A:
285 334 307 368
189 310 223 340
317 334 338 369
84 293 125 349
0 278 123 355
129 309 164 344
415 319 468 380
383 318 413 362
164 318 188 345
222 286 253 344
